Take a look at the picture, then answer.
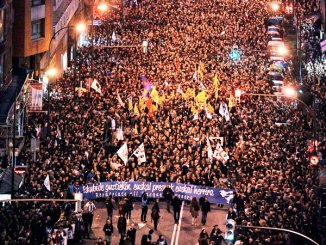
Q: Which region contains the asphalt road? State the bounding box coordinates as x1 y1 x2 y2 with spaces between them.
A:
83 200 228 245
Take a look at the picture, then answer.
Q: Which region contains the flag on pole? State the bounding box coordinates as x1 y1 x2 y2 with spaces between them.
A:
195 91 207 105
132 143 146 164
150 87 160 103
117 93 125 107
116 142 128 164
206 108 212 119
134 104 140 116
213 74 220 88
44 174 51 191
117 125 124 141
199 82 207 91
213 144 229 163
112 31 117 42
91 79 102 94
146 97 155 117
219 102 227 117
177 84 183 94
207 137 213 161
56 124 62 140
128 97 133 111
228 94 236 108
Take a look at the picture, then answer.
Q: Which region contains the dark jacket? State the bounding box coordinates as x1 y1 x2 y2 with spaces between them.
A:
118 216 127 233
171 197 182 211
103 223 113 235
201 201 211 213
162 187 174 200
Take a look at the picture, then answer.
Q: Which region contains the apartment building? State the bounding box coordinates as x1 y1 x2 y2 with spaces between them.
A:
0 0 13 89
12 0 82 78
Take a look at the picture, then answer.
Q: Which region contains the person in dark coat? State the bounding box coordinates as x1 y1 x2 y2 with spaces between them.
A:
103 219 113 244
198 228 210 245
162 184 174 212
126 223 137 245
151 201 160 230
105 196 114 220
201 196 211 225
125 194 134 220
171 196 182 224
117 214 127 238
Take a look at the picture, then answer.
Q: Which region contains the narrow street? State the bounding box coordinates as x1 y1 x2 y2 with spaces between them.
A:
84 201 228 245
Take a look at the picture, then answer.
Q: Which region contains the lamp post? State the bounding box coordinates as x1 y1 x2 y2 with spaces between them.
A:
236 87 317 153
46 23 86 137
236 225 319 245
276 47 318 153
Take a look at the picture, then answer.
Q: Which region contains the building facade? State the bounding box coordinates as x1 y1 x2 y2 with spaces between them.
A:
0 0 13 90
13 0 82 79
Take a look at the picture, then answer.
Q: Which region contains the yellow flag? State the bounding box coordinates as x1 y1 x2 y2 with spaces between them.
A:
139 97 145 110
213 74 220 88
207 103 214 113
215 89 219 99
228 94 236 108
133 125 138 135
128 97 133 111
195 91 207 105
191 106 197 115
150 87 160 104
158 92 166 105
134 104 140 116
189 89 196 98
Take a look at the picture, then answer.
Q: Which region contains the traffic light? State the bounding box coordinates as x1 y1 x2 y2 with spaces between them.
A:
230 47 240 61
225 219 235 242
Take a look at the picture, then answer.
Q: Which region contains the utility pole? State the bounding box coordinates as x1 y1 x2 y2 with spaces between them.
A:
11 84 18 196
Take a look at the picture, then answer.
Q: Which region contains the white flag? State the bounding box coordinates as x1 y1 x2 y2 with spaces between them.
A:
206 109 212 119
44 174 51 191
112 31 117 42
199 82 207 90
117 125 124 141
56 124 61 140
193 113 199 120
117 93 125 107
91 79 102 94
213 144 229 164
132 143 146 164
116 142 128 164
219 102 227 116
177 84 183 94
225 109 230 122
206 137 213 161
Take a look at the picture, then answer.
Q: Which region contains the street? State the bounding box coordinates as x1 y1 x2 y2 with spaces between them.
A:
84 201 228 245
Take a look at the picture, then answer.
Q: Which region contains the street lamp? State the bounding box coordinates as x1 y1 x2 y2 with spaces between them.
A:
271 2 280 12
97 2 109 12
45 68 57 138
236 88 318 153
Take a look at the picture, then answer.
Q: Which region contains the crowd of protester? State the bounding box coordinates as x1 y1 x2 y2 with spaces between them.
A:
0 0 325 244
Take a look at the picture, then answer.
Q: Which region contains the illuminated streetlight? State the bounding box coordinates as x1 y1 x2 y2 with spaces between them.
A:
76 22 86 33
277 46 288 56
271 2 280 12
97 2 109 12
283 86 297 98
46 68 57 77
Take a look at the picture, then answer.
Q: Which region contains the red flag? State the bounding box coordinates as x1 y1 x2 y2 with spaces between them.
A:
146 97 154 117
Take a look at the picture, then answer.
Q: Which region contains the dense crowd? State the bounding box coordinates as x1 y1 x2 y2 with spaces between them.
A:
0 0 325 244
